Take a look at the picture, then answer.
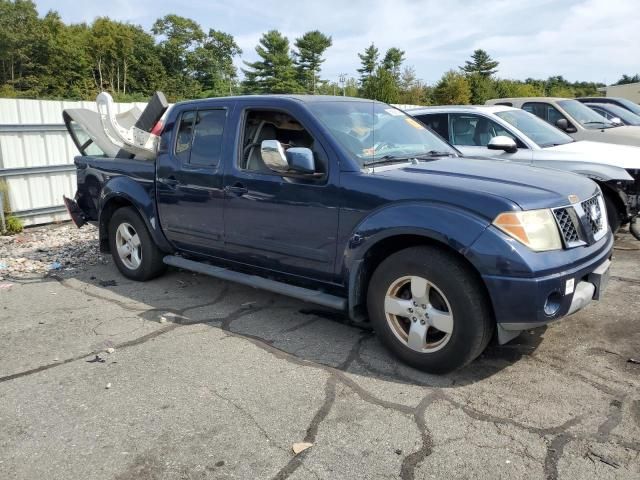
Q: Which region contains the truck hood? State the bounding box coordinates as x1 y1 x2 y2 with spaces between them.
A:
373 157 599 211
544 140 640 170
582 125 640 147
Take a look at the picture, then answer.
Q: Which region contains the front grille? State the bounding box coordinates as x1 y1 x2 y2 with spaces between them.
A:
553 207 580 244
581 195 604 236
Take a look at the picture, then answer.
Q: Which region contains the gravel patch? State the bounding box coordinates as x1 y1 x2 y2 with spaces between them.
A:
0 222 107 280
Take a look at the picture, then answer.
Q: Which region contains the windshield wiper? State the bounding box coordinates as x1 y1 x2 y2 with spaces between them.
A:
363 151 456 167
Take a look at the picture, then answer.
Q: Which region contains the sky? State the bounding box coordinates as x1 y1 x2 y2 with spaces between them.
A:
36 0 640 85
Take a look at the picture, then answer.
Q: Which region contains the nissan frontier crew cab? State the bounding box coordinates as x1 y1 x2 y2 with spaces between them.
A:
62 93 613 373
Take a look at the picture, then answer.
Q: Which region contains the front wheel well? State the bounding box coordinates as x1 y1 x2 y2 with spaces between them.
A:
596 182 628 225
99 197 136 252
352 234 494 322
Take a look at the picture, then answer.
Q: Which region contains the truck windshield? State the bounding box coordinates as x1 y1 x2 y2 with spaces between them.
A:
558 100 616 129
308 101 458 167
495 109 574 147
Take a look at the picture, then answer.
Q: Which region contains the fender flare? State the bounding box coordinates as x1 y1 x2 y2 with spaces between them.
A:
98 176 173 253
340 202 491 319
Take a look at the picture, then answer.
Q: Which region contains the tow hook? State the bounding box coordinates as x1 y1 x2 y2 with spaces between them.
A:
630 215 640 241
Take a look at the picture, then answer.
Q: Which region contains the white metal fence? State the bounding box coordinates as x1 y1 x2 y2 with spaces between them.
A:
0 98 146 226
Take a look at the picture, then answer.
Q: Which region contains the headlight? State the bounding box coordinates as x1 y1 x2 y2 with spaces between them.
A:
493 209 562 251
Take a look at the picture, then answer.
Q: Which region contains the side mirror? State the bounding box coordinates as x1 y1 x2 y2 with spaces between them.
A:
286 147 315 174
487 136 518 154
260 140 289 172
610 117 623 126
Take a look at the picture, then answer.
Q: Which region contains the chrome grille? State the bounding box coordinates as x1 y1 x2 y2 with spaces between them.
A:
553 207 580 244
581 194 604 236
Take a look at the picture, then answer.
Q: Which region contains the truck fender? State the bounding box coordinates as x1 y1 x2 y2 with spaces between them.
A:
98 176 173 253
341 202 490 320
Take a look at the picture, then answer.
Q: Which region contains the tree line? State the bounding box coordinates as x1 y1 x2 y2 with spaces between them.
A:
0 1 636 104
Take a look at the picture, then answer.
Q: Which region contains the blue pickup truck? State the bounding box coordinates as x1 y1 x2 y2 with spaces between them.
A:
62 94 613 373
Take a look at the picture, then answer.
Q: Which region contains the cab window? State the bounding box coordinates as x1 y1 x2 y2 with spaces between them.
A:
174 109 226 166
414 113 449 140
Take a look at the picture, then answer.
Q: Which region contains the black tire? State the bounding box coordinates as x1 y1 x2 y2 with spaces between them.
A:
603 194 622 234
108 207 166 281
367 245 494 374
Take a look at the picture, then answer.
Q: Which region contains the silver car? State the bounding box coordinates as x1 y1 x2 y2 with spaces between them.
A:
485 97 640 147
408 105 640 234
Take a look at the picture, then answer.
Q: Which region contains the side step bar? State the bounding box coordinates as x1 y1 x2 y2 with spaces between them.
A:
163 255 347 311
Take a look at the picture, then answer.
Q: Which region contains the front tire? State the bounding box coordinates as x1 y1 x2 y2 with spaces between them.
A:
367 246 494 374
108 207 166 281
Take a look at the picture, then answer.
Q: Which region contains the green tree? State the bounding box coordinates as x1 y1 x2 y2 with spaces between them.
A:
467 73 496 104
397 66 428 105
242 30 301 94
460 49 499 77
432 70 471 105
361 66 399 103
357 43 379 86
191 29 242 96
293 30 332 94
494 79 543 98
382 47 405 81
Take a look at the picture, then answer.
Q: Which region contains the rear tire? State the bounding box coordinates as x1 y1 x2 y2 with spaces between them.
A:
603 194 622 234
108 207 166 281
367 245 494 374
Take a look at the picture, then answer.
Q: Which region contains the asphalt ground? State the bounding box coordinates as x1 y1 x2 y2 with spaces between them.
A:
1 229 639 479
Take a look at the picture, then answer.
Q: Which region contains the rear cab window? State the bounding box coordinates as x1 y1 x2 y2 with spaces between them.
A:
174 109 227 166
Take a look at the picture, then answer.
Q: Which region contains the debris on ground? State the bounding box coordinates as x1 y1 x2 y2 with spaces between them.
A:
105 383 112 389
86 355 106 364
105 347 115 354
98 280 118 287
0 282 13 290
0 223 106 278
628 358 640 365
585 450 620 469
292 442 313 455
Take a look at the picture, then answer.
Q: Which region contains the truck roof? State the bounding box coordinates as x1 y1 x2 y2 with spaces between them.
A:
174 94 382 108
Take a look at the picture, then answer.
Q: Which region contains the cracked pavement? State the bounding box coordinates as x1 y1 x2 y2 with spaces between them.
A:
0 232 639 479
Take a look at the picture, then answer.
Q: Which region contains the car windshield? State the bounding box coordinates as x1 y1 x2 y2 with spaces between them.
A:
495 109 574 147
307 101 458 167
558 100 616 129
613 98 640 116
592 104 640 126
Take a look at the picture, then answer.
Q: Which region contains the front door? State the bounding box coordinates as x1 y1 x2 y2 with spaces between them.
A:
156 104 232 255
222 105 340 282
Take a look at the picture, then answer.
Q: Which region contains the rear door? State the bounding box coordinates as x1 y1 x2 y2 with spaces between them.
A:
156 102 233 255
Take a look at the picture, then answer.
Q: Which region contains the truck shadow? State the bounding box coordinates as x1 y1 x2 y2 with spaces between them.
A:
57 262 546 389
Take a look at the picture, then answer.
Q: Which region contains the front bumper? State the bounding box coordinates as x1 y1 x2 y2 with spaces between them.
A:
470 228 614 343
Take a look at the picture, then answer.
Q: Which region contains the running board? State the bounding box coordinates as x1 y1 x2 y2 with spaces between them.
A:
163 255 347 310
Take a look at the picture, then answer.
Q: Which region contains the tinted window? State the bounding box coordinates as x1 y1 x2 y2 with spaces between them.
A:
175 111 196 162
522 102 547 120
174 110 226 166
190 110 226 166
558 100 615 129
415 114 449 140
546 105 566 124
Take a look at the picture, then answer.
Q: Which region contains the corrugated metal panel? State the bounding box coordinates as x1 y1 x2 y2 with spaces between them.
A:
0 98 148 226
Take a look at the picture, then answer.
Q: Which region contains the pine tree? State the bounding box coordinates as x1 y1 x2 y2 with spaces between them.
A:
357 43 379 86
293 30 332 94
433 70 471 105
460 49 499 77
242 30 301 94
382 47 405 80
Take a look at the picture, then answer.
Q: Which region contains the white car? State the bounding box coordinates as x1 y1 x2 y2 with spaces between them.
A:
408 105 640 234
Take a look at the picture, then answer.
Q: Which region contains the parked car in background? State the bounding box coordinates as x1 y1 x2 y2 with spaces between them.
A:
486 97 640 147
62 92 614 373
409 105 640 233
576 96 640 117
583 102 640 126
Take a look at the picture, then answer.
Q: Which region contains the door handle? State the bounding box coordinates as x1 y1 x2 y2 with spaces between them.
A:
224 183 248 196
162 176 179 188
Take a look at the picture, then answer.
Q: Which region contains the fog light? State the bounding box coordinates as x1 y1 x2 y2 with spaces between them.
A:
544 292 562 316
